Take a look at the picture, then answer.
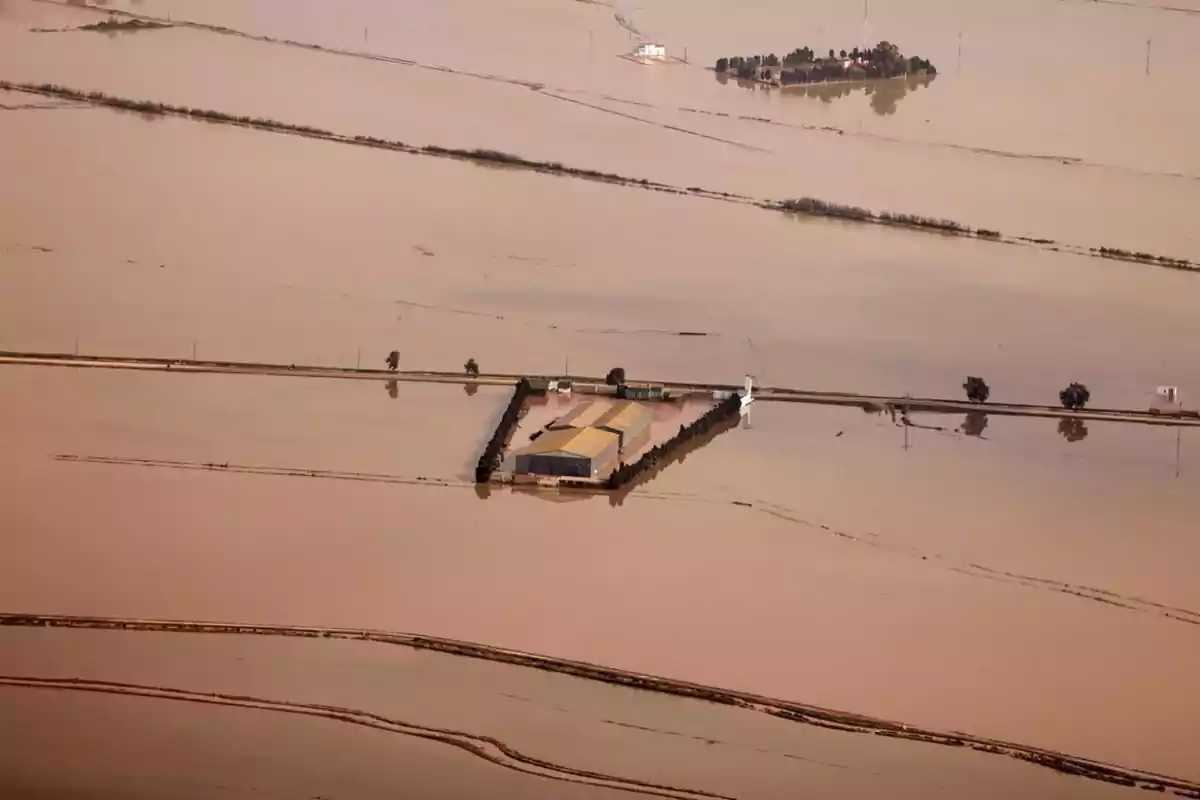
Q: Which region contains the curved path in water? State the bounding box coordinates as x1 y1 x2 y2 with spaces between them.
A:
0 675 730 800
1 613 1197 796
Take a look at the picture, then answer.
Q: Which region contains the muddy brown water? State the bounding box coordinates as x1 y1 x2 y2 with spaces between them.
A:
0 628 1150 799
3 104 1199 409
2 0 1200 256
0 368 1197 782
3 0 1199 792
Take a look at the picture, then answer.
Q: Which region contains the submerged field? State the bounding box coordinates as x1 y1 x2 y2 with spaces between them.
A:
2 0 1198 795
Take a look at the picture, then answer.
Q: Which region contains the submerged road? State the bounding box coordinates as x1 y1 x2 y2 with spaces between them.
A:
3 350 1197 428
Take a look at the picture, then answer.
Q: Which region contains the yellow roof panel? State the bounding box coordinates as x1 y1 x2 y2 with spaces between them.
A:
517 427 618 458
594 401 651 432
549 401 611 429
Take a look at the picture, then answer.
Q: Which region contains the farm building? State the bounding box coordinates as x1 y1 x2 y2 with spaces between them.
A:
594 401 652 451
633 42 666 59
513 427 619 478
549 401 611 431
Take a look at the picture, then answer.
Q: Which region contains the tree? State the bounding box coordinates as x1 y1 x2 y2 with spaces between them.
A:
963 376 990 403
840 49 847 58
730 56 744 68
764 53 779 67
715 57 729 72
464 357 480 376
1059 382 1090 410
385 350 399 372
828 48 835 59
605 367 626 386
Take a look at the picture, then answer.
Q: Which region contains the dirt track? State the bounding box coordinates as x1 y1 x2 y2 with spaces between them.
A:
1 613 1197 796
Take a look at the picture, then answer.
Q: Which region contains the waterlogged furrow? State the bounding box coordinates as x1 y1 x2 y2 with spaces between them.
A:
0 676 730 800
1 614 1197 796
3 80 1194 275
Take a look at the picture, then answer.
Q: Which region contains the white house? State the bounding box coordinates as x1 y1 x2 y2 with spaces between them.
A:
633 42 666 59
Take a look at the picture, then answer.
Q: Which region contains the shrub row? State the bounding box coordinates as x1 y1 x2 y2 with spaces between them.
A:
607 394 742 490
475 379 532 483
776 197 973 235
1093 246 1193 270
878 211 968 233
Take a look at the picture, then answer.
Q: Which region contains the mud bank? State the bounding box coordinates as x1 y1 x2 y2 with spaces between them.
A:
1 614 1196 796
0 81 1194 276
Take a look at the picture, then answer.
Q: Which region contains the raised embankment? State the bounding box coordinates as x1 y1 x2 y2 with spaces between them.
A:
475 378 535 483
1 613 1196 796
3 351 1198 429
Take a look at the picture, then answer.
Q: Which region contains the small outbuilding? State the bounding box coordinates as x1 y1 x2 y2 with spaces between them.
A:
594 400 652 451
634 42 666 59
514 427 619 478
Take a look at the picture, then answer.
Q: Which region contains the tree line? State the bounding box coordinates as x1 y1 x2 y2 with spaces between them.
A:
607 394 742 490
475 379 534 483
716 41 936 86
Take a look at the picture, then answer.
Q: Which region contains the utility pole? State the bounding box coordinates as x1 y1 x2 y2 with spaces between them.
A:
1145 37 1152 76
862 0 867 51
356 348 361 369
902 392 912 452
192 341 197 361
74 335 79 356
957 30 963 75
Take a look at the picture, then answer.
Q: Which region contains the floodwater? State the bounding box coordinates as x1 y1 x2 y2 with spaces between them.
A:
2 0 1200 256
3 0 1199 794
0 627 1147 800
0 368 1197 783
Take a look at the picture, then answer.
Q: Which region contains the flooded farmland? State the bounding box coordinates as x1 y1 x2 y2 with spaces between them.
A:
2 0 1199 795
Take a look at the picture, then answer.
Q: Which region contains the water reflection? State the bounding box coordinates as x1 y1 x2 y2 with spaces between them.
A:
715 72 934 116
1057 417 1089 443
961 411 989 438
463 383 479 397
474 482 491 500
385 379 398 399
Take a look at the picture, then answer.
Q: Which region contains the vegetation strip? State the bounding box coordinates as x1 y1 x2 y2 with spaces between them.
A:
0 676 727 800
1 614 1196 795
607 394 742 489
0 80 1194 273
476 379 534 483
